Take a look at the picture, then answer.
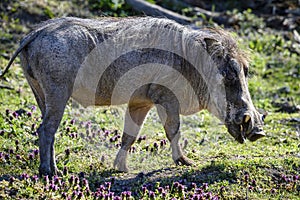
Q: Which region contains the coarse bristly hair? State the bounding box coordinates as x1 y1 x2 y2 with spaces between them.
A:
202 28 250 73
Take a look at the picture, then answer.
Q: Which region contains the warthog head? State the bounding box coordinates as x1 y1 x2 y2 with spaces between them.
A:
222 58 266 143
204 29 266 143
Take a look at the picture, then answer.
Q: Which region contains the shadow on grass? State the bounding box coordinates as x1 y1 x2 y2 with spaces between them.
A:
88 161 237 195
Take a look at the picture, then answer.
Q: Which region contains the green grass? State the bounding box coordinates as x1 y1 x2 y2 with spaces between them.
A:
0 0 299 199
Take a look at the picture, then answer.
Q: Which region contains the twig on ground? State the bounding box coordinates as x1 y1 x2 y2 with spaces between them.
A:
0 84 14 90
125 0 192 24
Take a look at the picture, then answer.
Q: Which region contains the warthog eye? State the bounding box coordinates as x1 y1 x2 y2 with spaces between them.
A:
225 73 235 81
223 68 236 83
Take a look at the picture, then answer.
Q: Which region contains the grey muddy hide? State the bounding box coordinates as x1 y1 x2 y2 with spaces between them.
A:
1 17 266 176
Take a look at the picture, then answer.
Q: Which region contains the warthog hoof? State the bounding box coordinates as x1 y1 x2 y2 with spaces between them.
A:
39 165 61 177
114 150 129 172
175 156 195 166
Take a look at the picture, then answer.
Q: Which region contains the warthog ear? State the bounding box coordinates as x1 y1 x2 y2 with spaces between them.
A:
204 38 224 58
204 38 218 49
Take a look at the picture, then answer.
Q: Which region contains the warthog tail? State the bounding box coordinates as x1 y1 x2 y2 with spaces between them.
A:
0 18 61 79
0 46 23 79
0 30 41 79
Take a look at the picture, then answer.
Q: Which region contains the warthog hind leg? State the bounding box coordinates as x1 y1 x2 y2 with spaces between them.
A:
114 104 152 172
37 87 70 176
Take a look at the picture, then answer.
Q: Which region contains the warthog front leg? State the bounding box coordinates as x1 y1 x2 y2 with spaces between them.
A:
156 103 194 166
114 104 152 172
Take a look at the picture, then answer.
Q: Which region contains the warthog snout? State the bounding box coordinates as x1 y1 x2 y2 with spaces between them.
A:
229 111 266 144
244 112 266 142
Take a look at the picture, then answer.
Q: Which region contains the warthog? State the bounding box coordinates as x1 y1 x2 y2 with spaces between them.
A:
1 17 265 176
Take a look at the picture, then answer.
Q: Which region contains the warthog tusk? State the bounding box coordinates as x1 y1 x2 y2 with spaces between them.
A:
244 115 251 123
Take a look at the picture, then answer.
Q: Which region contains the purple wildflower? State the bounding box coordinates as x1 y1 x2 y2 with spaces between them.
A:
32 175 38 183
142 186 147 194
202 183 208 190
50 183 58 191
178 184 184 192
12 111 18 118
9 176 15 184
130 146 136 153
212 195 219 200
78 192 83 199
165 185 170 191
5 109 10 116
244 174 249 182
86 188 91 196
44 175 49 184
158 187 164 193
149 191 155 199
72 190 78 198
69 175 75 185
109 192 114 198
220 186 225 193
105 182 111 190
97 184 105 192
31 123 36 131
104 130 110 137
160 140 165 147
74 177 80 185
33 149 39 156
31 105 36 111
63 166 68 175
281 174 287 181
191 182 197 189
4 154 9 160
70 119 76 125
196 188 203 194
79 171 85 178
205 192 212 199
62 192 67 198
270 188 276 194
21 173 29 180
27 112 32 117
65 148 70 156
54 175 61 186
82 178 89 187
126 191 131 197
28 153 34 160
173 181 179 188
121 191 126 198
